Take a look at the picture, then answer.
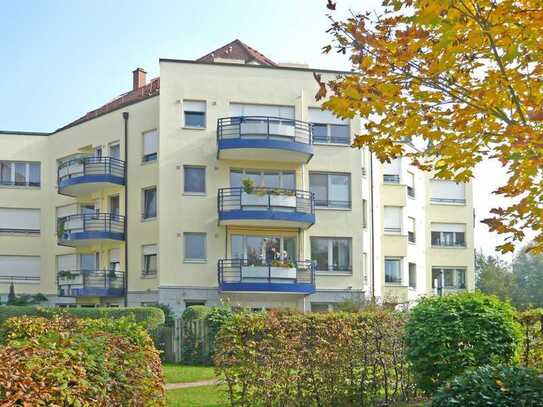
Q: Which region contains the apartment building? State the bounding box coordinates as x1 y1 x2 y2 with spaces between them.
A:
0 40 474 313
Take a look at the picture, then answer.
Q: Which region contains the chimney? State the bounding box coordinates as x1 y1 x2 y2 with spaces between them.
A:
132 68 147 90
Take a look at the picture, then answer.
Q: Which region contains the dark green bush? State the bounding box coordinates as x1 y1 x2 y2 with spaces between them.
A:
405 292 520 394
517 308 543 372
215 309 417 406
432 365 543 406
182 305 210 321
0 306 165 330
0 315 165 406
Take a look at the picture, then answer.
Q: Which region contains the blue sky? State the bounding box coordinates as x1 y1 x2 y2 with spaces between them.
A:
0 0 513 255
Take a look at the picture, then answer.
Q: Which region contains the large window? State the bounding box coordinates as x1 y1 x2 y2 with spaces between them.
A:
232 235 296 265
308 108 350 144
431 223 466 247
142 187 157 219
432 267 466 289
230 169 295 189
183 100 206 128
0 208 40 234
0 161 40 187
184 233 207 262
309 172 351 208
184 166 206 194
142 130 158 162
430 180 465 204
142 245 157 276
385 258 402 284
408 263 416 288
0 255 40 282
310 237 352 273
384 206 402 234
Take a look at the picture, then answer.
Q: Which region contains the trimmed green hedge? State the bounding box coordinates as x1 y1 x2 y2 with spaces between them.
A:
0 306 164 330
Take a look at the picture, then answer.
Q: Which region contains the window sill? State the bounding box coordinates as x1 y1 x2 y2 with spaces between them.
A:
141 159 158 166
184 259 207 264
316 271 353 276
141 273 157 279
183 192 207 197
182 126 206 130
141 217 157 222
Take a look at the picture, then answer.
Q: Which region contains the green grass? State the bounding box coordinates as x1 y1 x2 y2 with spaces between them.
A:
167 385 228 407
162 363 217 384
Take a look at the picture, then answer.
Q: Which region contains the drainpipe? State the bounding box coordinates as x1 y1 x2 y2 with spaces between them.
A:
369 150 376 303
123 112 129 307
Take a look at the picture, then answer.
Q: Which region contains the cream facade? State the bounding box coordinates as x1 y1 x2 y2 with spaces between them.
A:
0 41 474 313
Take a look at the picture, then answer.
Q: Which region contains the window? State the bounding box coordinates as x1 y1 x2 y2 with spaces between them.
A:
408 217 416 243
230 169 295 189
384 206 402 234
80 253 99 271
310 237 352 273
142 130 158 162
109 195 120 216
184 166 206 194
385 258 402 284
0 161 41 187
184 233 207 262
109 143 121 160
383 158 401 184
407 171 415 197
362 199 368 228
309 172 351 208
231 235 296 264
0 256 40 282
142 245 157 276
0 208 40 234
431 223 466 247
183 100 206 128
432 267 466 289
143 187 157 219
95 146 103 157
430 180 465 204
308 108 350 144
408 263 416 289
230 103 294 119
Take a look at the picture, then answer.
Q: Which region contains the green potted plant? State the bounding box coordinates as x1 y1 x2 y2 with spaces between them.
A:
241 178 255 194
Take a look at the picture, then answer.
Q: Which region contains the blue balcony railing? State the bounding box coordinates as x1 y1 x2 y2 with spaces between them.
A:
218 187 315 227
218 259 316 294
216 116 314 162
58 156 125 195
57 213 125 245
57 269 125 297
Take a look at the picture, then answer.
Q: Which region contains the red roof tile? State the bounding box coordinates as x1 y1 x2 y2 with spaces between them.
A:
197 39 276 66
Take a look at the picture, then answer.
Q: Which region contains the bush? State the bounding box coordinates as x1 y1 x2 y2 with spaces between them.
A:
0 315 165 406
182 305 210 321
0 306 165 331
215 309 417 406
518 308 543 372
405 292 520 394
432 365 543 406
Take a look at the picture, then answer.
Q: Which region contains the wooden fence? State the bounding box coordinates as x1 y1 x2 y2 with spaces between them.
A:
153 317 212 363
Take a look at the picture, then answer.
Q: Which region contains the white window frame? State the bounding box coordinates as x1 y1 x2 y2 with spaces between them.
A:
432 267 466 289
431 223 466 247
142 129 158 163
309 172 352 209
385 257 403 285
183 100 207 129
430 179 466 204
0 161 41 188
408 262 416 289
142 186 157 220
184 232 207 263
183 165 207 195
308 108 350 145
142 244 158 277
310 237 352 274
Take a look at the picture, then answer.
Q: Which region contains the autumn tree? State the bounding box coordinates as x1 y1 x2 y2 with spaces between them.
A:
318 0 543 253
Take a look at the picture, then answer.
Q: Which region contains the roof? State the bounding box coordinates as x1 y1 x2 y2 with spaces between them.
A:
197 39 276 66
0 130 50 136
56 40 277 132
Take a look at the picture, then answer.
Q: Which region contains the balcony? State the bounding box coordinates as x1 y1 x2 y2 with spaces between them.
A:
218 259 315 294
218 187 315 229
57 213 125 247
217 116 314 163
58 157 125 197
57 269 125 297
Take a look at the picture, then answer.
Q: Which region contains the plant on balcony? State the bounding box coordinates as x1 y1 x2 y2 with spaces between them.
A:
56 220 66 240
57 270 76 280
108 269 118 280
241 178 255 194
270 260 296 268
269 188 296 197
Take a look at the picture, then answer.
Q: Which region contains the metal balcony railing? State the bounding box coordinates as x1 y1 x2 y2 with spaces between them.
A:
383 174 400 184
57 269 125 297
218 259 315 287
58 156 126 184
217 116 313 145
218 187 314 215
57 213 125 241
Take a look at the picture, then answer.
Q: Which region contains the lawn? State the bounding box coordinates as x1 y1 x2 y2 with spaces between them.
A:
167 385 228 407
162 363 216 384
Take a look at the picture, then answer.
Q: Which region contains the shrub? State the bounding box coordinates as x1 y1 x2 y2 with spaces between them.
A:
405 292 520 394
432 365 543 406
0 315 165 406
0 305 165 331
215 309 417 406
517 308 543 372
182 305 210 321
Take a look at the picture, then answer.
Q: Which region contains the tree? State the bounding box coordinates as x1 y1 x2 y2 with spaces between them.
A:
475 251 515 301
512 250 543 309
7 282 15 305
318 0 543 253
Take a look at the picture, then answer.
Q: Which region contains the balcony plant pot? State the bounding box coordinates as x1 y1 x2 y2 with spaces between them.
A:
269 194 296 208
241 192 268 207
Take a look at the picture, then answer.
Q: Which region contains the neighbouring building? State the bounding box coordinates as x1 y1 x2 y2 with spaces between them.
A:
0 40 474 313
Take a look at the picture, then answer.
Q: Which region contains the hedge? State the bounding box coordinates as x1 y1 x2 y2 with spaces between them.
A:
214 309 417 406
0 315 165 406
405 292 520 394
518 308 543 372
0 306 165 330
